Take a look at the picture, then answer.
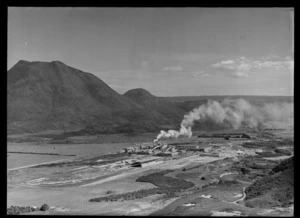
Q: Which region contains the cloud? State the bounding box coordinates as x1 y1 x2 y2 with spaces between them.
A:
162 65 183 72
237 63 251 71
220 60 235 65
211 55 294 78
190 71 209 78
212 59 252 78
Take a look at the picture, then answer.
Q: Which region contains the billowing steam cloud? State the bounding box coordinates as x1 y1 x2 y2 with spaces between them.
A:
155 125 192 142
155 98 293 141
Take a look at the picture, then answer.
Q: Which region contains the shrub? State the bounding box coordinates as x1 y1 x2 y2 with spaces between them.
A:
40 204 49 211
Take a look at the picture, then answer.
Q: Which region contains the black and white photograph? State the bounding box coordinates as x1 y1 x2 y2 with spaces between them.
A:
7 7 294 216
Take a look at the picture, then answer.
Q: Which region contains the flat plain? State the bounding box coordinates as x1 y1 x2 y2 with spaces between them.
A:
7 128 294 216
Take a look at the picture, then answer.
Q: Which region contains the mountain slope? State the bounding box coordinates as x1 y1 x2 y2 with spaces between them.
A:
123 88 184 124
244 156 294 208
7 60 183 134
8 60 142 133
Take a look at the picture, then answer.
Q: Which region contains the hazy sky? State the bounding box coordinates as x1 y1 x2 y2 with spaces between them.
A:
8 7 294 96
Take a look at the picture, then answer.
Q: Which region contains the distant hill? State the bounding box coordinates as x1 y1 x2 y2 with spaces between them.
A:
164 95 293 109
123 88 184 124
7 60 184 134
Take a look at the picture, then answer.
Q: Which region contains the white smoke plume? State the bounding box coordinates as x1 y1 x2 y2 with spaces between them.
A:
155 125 192 141
154 98 293 141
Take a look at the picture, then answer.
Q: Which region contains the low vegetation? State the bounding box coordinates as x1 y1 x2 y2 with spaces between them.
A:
242 138 294 150
244 157 294 208
89 170 194 202
274 148 292 156
136 170 194 189
7 204 50 215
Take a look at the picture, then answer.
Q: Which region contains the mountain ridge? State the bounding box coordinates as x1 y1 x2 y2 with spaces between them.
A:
7 60 184 134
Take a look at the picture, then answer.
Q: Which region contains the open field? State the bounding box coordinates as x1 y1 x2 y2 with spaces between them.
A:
7 128 293 216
